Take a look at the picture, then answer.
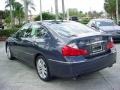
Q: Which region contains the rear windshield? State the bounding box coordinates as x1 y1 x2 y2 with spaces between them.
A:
96 21 115 26
49 22 96 37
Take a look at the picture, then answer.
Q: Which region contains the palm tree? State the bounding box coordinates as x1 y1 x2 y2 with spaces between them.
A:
104 0 116 19
5 0 16 28
39 0 42 21
0 11 4 19
14 2 24 25
5 0 25 25
116 0 119 24
4 10 11 25
62 0 65 20
23 0 35 23
55 0 58 20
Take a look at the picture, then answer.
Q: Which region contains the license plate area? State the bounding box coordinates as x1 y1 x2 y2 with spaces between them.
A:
91 43 103 53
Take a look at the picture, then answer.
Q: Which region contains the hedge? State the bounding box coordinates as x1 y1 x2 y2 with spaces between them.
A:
0 28 19 37
80 18 90 24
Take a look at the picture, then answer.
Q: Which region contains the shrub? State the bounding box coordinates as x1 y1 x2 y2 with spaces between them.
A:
0 28 19 37
15 24 23 28
34 12 55 21
80 18 91 24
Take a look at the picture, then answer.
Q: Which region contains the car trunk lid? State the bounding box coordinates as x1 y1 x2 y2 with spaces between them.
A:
68 34 112 58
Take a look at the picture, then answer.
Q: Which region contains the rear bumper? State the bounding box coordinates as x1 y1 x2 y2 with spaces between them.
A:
48 52 116 78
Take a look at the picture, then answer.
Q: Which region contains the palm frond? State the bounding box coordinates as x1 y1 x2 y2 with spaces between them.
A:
5 4 10 8
30 6 36 11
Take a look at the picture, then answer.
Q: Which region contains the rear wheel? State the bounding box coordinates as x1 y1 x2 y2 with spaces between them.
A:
6 45 14 60
36 56 51 81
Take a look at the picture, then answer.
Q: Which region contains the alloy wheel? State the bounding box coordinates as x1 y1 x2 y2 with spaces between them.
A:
6 46 11 59
37 58 48 80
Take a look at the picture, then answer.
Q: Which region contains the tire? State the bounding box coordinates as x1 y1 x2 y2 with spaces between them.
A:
6 45 14 60
36 56 51 81
2 26 4 30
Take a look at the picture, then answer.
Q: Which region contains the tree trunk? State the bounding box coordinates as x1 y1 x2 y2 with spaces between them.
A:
62 0 65 20
24 0 28 23
55 0 59 20
10 1 14 28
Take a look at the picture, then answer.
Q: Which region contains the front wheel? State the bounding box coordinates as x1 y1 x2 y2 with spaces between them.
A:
36 56 51 81
6 45 14 60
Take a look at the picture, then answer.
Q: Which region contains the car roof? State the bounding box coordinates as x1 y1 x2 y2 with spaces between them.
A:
36 20 68 24
92 19 113 22
30 20 76 26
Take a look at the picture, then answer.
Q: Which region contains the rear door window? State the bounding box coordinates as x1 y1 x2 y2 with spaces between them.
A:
31 24 49 39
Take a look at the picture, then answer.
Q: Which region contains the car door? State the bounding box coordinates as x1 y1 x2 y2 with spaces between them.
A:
11 23 32 60
30 24 53 61
32 24 50 50
17 24 53 65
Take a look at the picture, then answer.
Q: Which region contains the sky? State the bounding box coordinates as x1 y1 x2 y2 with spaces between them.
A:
0 0 105 15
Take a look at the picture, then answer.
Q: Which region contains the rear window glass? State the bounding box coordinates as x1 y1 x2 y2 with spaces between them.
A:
96 21 115 26
49 22 96 37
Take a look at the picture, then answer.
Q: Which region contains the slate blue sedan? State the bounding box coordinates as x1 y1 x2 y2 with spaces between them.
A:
6 21 116 81
88 19 120 41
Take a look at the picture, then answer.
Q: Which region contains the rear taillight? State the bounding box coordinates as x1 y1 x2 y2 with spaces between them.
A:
62 45 88 56
107 38 114 49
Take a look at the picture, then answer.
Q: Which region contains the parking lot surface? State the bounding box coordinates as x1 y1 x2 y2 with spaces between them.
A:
0 42 120 90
